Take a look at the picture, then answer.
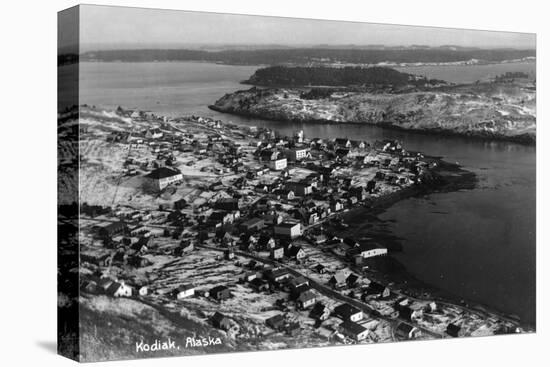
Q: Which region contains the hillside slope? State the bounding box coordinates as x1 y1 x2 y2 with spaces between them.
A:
210 82 536 144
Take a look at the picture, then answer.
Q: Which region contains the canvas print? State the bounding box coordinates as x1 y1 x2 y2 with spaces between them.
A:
57 4 536 362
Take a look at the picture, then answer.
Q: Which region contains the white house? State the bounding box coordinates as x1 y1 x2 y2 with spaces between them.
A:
144 128 163 139
274 222 302 239
269 158 287 171
354 243 388 259
286 147 310 161
297 290 316 309
144 167 183 191
107 281 133 297
330 200 344 212
361 248 388 258
286 244 307 260
294 130 304 143
334 138 351 148
174 284 195 299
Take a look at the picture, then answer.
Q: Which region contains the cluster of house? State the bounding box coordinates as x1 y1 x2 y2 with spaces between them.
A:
239 266 374 341
106 108 432 212
264 296 372 341
109 111 246 190
102 114 434 267
80 276 147 298
191 192 390 270
228 137 423 231
83 213 158 270
172 283 232 302
125 111 428 200
82 111 467 341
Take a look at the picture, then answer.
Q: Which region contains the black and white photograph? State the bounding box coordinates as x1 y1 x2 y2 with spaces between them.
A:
55 3 539 363
2 0 548 366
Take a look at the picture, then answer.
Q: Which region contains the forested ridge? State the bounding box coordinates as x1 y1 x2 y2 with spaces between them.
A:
58 47 535 66
244 66 446 87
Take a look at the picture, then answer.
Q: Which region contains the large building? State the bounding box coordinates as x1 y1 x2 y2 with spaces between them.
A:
97 221 127 238
214 198 240 211
269 158 287 171
274 221 302 239
286 147 310 162
144 167 183 191
347 243 388 259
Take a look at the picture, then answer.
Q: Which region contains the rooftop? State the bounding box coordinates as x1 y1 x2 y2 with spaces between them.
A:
276 221 301 228
340 320 367 335
145 167 181 179
334 303 361 317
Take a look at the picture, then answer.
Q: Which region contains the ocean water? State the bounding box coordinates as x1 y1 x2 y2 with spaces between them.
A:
71 61 536 325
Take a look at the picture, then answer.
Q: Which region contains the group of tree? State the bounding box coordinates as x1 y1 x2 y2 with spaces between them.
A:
245 66 441 87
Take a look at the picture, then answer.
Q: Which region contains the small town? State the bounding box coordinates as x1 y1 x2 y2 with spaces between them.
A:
65 104 522 356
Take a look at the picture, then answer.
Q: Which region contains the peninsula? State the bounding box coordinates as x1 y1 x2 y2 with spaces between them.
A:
210 67 536 144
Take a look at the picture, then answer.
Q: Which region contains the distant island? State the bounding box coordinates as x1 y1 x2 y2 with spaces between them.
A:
210 67 536 144
243 66 447 88
59 46 536 66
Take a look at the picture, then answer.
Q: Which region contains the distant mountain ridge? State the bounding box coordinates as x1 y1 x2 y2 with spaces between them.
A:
61 46 535 66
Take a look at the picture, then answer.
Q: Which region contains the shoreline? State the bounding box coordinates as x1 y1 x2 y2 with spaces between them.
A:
330 165 534 330
208 104 536 146
199 111 532 330
69 58 536 68
77 103 533 334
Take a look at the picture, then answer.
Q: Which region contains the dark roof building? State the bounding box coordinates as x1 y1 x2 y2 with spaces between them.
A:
297 290 317 309
334 303 363 321
210 285 232 301
265 268 291 283
214 198 240 211
309 302 330 321
340 320 369 341
285 245 306 260
446 323 462 337
144 167 183 191
266 314 285 331
328 272 348 288
145 166 182 180
395 323 420 339
240 218 264 232
174 198 188 210
98 221 127 238
211 312 233 331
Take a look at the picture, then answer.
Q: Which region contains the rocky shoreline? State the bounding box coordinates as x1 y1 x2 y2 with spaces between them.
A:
209 81 536 146
211 103 535 146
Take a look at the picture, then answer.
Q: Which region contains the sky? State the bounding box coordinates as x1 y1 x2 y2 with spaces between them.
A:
71 4 536 51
